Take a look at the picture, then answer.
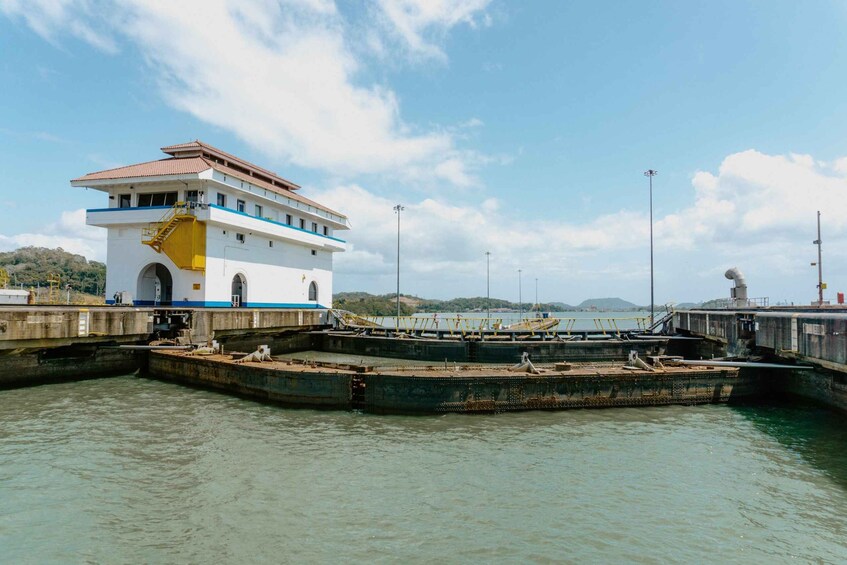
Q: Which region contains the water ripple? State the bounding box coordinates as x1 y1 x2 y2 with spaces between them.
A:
2 377 847 563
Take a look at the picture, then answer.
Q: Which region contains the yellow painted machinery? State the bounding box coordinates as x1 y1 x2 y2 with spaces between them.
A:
141 202 206 271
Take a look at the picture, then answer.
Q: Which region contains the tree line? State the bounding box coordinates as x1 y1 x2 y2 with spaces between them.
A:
0 247 106 296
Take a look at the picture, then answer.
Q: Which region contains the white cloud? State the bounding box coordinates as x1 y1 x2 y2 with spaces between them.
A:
0 209 106 261
315 149 847 303
0 0 118 53
2 0 489 186
373 0 492 60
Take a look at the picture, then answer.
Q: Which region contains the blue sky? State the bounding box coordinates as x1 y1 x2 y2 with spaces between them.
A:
2 0 847 305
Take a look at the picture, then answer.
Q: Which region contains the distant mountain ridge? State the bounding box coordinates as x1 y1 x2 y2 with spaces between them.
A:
333 292 644 315
576 297 640 310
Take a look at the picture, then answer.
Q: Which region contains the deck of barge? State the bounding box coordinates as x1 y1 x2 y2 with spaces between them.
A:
148 350 754 414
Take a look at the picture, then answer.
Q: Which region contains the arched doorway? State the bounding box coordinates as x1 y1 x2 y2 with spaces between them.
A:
137 263 173 306
308 281 318 303
231 274 246 307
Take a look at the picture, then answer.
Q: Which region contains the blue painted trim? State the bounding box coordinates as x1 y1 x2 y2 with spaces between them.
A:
87 205 173 213
86 205 346 244
131 300 326 309
208 204 346 243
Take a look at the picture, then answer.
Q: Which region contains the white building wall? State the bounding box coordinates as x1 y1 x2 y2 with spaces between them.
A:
204 227 333 308
104 226 205 306
86 173 345 308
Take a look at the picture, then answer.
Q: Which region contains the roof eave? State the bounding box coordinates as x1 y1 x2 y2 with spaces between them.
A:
70 171 208 188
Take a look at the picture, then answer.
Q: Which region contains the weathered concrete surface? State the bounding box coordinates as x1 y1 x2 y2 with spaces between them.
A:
190 309 326 344
148 351 754 414
768 367 847 413
364 368 753 414
0 347 141 389
148 351 352 409
318 333 666 364
0 307 152 350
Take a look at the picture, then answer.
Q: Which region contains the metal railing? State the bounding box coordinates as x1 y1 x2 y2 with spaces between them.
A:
141 202 196 251
330 310 652 339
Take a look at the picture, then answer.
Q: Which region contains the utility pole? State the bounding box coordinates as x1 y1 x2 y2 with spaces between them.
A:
518 269 523 322
393 204 404 330
535 278 538 314
813 210 824 306
485 251 491 323
644 169 657 329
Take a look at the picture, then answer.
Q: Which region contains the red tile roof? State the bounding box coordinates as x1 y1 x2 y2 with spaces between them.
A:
161 140 299 190
72 142 346 220
72 157 212 182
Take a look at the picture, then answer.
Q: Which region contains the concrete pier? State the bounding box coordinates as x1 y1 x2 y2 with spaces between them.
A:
675 308 847 413
0 305 328 387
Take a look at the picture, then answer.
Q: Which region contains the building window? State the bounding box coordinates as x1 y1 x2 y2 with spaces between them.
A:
217 193 226 207
137 191 177 207
308 281 318 301
269 240 273 248
236 233 245 243
118 194 131 208
255 204 263 217
286 214 292 226
323 226 328 236
237 199 246 213
311 249 317 256
311 222 318 233
185 190 199 203
299 218 305 229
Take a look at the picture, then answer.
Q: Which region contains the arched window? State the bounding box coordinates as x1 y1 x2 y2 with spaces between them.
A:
308 281 318 302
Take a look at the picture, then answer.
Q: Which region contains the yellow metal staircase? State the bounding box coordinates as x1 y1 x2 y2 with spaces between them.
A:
142 202 206 271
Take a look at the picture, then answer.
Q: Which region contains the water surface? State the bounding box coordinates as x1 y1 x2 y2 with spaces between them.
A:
2 376 846 563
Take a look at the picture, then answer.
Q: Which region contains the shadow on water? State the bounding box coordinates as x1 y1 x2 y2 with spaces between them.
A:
729 397 847 489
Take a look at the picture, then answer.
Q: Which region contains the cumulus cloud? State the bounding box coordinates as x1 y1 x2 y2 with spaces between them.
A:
1 0 491 186
316 150 847 303
0 209 106 261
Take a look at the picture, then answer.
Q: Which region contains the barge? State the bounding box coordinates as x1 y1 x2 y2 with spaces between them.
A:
148 349 754 414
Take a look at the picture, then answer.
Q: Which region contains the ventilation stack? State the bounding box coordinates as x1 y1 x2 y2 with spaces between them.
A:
725 267 748 307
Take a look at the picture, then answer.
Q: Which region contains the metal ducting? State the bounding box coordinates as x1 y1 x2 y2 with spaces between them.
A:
725 267 748 303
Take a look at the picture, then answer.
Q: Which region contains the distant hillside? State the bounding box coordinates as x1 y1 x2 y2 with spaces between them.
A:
577 297 640 311
333 292 415 316
547 301 576 311
0 246 106 296
334 292 571 315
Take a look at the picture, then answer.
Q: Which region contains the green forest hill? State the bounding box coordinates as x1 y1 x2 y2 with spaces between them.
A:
0 247 106 300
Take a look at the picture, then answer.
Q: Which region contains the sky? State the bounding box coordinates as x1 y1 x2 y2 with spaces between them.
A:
2 0 847 306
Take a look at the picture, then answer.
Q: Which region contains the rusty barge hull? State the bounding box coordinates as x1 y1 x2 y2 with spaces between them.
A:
148 351 757 414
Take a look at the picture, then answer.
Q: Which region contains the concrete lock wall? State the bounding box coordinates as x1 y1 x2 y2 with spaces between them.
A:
0 347 142 389
0 307 152 349
317 334 665 364
148 352 351 409
365 370 757 414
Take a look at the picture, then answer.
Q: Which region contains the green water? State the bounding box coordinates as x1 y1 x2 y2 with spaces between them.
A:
2 376 847 563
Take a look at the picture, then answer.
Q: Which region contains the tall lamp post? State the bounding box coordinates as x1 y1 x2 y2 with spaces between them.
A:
393 204 404 330
812 210 824 306
518 268 523 322
485 251 491 323
644 169 657 329
535 278 538 314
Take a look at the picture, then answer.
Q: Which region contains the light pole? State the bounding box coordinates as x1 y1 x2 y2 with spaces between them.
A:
535 278 538 314
485 251 491 323
518 268 523 321
393 204 404 330
812 210 824 306
644 169 657 329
